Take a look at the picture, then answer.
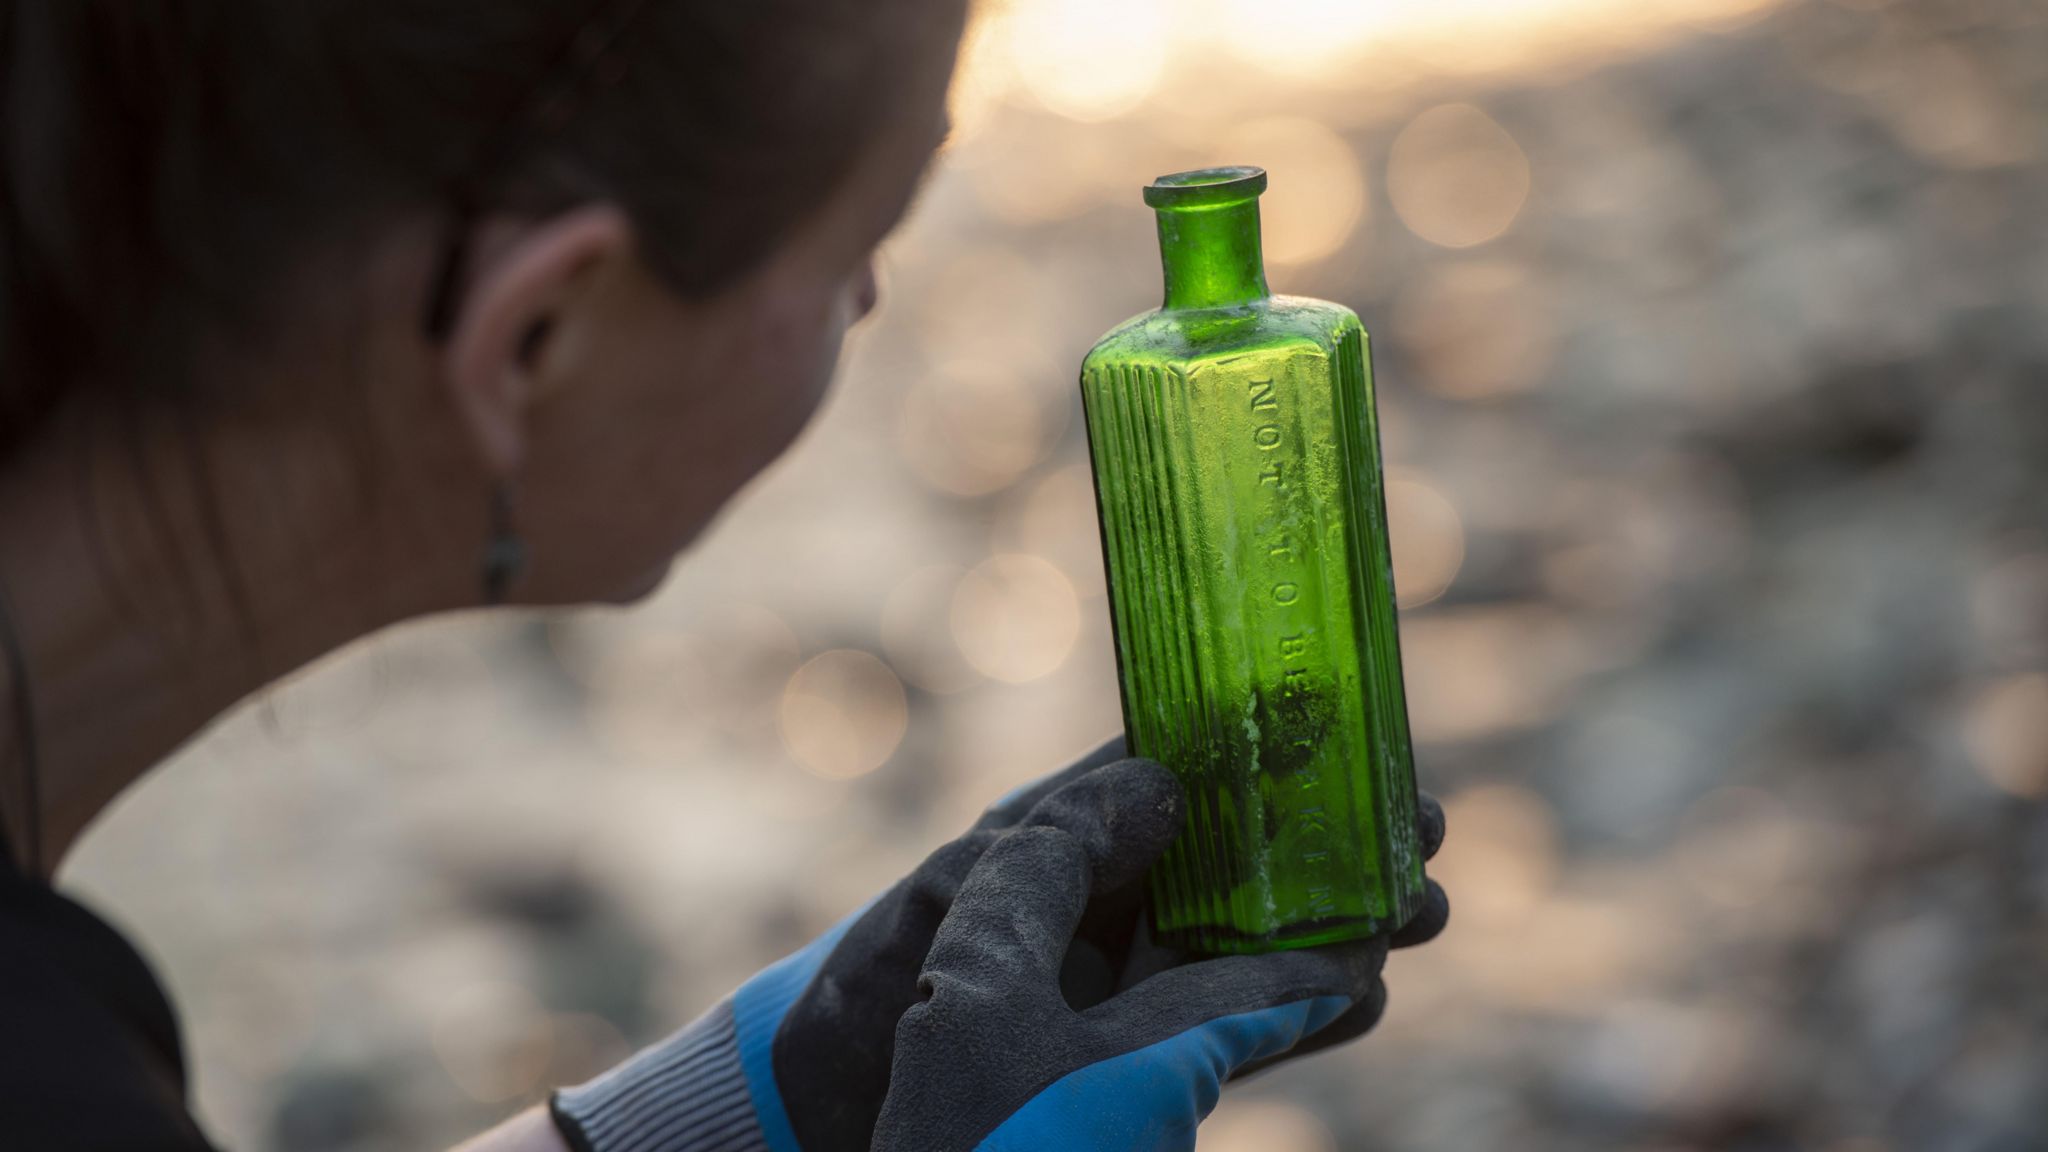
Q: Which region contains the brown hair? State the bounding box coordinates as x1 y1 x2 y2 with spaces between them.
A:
0 0 949 458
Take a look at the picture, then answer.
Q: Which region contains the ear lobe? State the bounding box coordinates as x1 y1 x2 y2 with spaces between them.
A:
439 205 632 477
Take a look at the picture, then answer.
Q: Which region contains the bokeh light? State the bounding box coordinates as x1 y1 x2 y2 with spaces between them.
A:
1218 117 1365 267
1385 468 1467 609
1388 103 1532 248
950 553 1082 684
1211 0 1792 80
1430 783 1561 928
1208 0 1405 77
778 650 910 780
1962 674 2048 798
1006 0 1170 122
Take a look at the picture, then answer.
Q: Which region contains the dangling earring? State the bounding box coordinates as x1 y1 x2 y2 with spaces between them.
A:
481 481 528 606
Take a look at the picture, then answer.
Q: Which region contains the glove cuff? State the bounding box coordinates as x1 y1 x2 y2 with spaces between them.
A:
550 999 769 1152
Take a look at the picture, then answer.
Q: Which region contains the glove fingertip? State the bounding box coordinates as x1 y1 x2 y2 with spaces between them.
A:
1416 792 1446 860
1022 757 1186 892
1100 757 1186 889
1121 756 1187 831
1390 880 1449 950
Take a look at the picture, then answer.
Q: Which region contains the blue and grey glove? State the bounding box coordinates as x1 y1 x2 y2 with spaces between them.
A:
551 741 1447 1152
868 756 1444 1152
548 739 1139 1151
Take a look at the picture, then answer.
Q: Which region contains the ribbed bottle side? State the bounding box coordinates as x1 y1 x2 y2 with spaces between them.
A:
1080 360 1240 948
1084 318 1424 953
1330 323 1425 923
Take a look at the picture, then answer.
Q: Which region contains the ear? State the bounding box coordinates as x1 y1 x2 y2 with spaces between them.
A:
441 205 632 476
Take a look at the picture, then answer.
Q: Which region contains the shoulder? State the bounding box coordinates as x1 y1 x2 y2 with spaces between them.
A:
0 875 219 1151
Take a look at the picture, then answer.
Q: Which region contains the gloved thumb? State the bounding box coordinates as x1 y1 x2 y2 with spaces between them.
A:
1013 756 1183 895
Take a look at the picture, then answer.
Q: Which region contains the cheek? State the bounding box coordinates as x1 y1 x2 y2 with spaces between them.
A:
530 281 858 601
737 287 853 438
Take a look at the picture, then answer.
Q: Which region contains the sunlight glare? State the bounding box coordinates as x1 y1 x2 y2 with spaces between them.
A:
1208 0 1403 76
1007 0 1170 122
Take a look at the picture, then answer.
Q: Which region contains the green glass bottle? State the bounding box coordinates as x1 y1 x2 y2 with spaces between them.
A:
1080 166 1423 955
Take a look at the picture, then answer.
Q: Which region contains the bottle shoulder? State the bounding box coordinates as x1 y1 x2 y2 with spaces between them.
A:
1083 295 1364 375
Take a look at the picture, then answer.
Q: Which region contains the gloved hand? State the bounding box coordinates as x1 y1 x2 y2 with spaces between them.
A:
870 756 1447 1152
550 737 1137 1152
551 740 1447 1152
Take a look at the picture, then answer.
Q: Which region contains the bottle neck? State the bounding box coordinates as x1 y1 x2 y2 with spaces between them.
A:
1156 198 1270 311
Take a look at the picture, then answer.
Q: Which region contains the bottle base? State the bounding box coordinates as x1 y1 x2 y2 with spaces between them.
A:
1153 910 1403 956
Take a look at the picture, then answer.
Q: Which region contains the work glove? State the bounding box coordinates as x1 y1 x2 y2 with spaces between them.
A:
551 738 1448 1152
868 754 1444 1152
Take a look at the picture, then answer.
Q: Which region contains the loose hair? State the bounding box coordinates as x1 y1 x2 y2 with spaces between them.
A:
0 0 949 458
0 0 956 873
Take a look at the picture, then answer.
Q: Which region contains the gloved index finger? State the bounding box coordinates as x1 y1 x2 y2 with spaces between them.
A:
1390 878 1449 950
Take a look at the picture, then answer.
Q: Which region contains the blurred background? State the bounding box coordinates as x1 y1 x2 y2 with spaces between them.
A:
61 0 2048 1148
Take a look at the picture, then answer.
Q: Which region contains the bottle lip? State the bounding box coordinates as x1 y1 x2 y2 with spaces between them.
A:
1144 166 1267 210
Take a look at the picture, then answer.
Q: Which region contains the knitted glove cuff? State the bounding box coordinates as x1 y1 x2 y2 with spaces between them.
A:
551 1000 769 1152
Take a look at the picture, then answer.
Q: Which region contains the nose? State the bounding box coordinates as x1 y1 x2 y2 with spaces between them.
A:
853 257 881 322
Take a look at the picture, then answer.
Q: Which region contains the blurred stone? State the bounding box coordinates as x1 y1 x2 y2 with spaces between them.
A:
268 1067 401 1152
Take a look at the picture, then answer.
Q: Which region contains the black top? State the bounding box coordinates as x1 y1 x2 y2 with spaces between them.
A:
0 828 216 1150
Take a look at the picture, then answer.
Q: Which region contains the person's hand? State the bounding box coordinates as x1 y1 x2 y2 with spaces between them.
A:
550 737 1152 1152
550 738 1446 1152
870 758 1448 1152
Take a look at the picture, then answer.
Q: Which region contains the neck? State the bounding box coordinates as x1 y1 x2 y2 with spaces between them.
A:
1156 199 1270 311
0 392 483 876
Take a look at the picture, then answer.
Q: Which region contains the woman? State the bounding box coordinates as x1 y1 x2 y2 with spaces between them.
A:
0 1 1449 1149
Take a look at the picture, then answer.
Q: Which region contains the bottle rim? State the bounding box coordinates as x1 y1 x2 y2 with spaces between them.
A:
1144 166 1267 210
